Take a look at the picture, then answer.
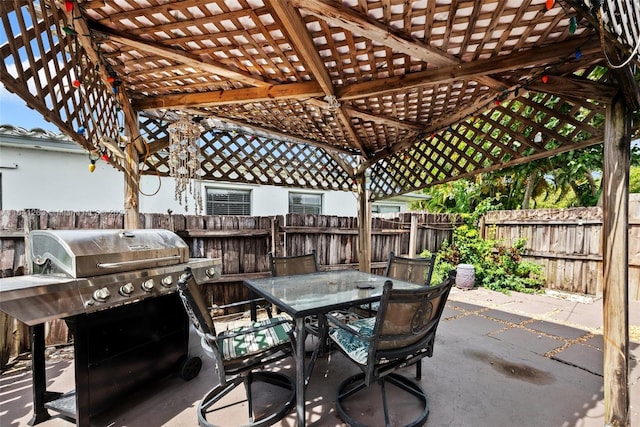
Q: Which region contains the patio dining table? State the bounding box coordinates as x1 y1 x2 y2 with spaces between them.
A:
243 269 425 427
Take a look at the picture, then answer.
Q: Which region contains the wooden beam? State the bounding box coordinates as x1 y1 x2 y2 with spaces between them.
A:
270 0 334 95
602 94 630 426
133 82 323 110
269 0 368 158
527 76 618 104
89 22 269 88
293 0 505 91
337 37 601 100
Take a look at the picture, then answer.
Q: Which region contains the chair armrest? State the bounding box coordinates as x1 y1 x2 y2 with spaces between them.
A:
325 312 374 342
210 297 269 311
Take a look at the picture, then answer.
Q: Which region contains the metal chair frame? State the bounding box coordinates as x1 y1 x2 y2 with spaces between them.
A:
358 251 437 379
268 250 319 277
327 273 454 427
384 251 437 286
176 268 296 427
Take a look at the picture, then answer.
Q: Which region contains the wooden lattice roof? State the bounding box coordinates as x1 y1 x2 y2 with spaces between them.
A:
1 0 639 200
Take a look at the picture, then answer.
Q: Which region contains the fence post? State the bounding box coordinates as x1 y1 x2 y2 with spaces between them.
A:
408 214 418 257
24 209 40 274
271 216 283 256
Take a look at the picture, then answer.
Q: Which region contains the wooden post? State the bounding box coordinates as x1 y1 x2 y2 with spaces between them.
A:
124 119 141 229
24 209 40 274
270 216 283 256
408 214 418 257
356 172 371 272
602 95 630 427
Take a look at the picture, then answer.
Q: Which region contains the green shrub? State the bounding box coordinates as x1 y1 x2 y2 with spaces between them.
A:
422 222 545 294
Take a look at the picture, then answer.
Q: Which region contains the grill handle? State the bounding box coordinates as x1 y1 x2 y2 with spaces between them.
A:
96 255 182 269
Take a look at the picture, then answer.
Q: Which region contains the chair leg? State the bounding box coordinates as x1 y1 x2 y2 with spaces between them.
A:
415 360 422 380
335 373 429 427
198 371 296 427
245 372 254 423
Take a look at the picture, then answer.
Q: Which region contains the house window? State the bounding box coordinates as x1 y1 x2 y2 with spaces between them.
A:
206 188 251 215
289 192 322 214
372 204 401 214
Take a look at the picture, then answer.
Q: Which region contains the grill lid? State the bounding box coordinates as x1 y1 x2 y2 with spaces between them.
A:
30 229 189 278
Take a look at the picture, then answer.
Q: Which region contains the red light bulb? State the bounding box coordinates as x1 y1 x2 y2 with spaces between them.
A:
72 79 81 88
541 75 549 84
545 0 555 10
65 1 73 12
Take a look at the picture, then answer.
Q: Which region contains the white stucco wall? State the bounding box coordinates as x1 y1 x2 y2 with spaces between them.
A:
0 141 359 216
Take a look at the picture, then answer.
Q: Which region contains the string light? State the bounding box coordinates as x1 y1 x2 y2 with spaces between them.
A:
62 26 77 36
569 16 578 34
65 1 74 12
541 75 549 83
545 0 555 11
88 152 99 173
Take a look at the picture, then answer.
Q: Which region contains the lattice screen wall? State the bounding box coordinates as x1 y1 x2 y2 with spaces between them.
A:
139 116 360 192
0 1 121 163
369 66 609 199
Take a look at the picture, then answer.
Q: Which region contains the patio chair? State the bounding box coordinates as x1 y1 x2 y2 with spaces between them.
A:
327 272 454 427
268 250 319 277
268 250 322 336
176 267 296 427
385 251 437 286
356 251 437 379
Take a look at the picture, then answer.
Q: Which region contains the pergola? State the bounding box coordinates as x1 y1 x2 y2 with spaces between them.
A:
1 0 639 424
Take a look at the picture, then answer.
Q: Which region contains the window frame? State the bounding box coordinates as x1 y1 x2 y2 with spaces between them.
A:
205 187 252 216
288 191 323 214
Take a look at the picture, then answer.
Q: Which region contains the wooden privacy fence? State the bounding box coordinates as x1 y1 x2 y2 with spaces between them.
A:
3 201 640 367
0 209 455 366
481 194 640 300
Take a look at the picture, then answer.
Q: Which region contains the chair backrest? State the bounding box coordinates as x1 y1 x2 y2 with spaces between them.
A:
369 272 454 366
176 268 224 368
384 251 436 286
269 250 319 276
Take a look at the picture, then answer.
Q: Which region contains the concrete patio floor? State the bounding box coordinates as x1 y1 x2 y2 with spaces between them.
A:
1 286 639 427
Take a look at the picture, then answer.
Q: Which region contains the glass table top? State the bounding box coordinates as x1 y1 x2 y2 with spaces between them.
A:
244 269 424 317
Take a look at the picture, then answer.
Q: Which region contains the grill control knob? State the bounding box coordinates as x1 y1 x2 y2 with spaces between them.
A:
205 267 217 278
142 279 155 292
93 287 111 302
120 283 135 296
161 276 173 287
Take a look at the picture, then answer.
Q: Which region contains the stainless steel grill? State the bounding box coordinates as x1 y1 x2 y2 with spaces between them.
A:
0 229 219 325
0 229 222 427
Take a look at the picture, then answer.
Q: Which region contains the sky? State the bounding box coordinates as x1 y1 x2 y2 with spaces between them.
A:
0 87 59 132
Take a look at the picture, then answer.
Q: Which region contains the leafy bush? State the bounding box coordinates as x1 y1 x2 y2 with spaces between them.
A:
422 216 545 294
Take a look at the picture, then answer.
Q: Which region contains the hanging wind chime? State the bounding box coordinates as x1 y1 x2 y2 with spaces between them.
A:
168 116 205 214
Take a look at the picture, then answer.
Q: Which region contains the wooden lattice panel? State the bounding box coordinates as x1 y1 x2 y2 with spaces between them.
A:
581 0 640 67
139 117 358 192
76 0 605 158
369 70 607 200
199 99 355 153
83 0 312 92
0 1 120 159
